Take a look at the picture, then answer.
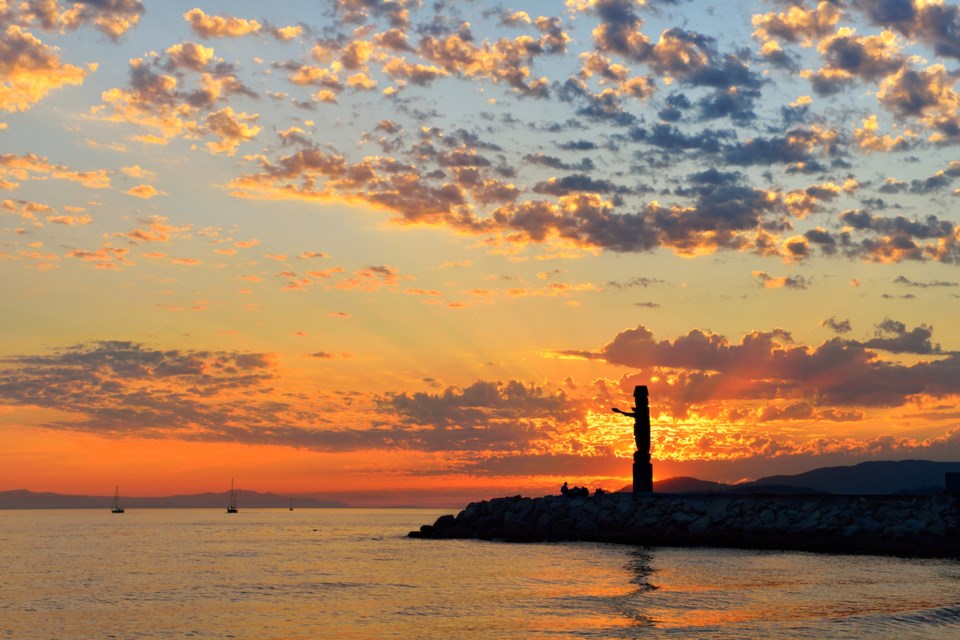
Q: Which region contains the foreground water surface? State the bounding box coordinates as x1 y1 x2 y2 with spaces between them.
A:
1 508 959 639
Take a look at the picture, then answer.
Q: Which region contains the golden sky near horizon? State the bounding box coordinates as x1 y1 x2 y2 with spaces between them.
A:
2 0 960 503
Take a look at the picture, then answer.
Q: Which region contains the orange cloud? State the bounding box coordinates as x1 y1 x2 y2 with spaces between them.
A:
0 26 93 112
46 214 92 225
205 107 261 155
126 184 164 199
854 114 916 152
752 1 842 48
120 165 156 180
66 243 132 269
183 9 261 38
114 215 192 244
0 153 110 189
752 270 809 289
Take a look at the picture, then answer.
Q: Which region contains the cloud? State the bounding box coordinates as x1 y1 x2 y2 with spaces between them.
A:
205 107 261 156
0 341 278 434
606 276 668 289
125 184 164 199
113 215 191 244
894 275 958 288
752 1 842 47
13 0 145 41
0 342 583 454
46 214 92 225
95 46 257 150
806 28 905 96
165 42 216 72
857 0 960 61
753 271 810 289
1 198 54 221
564 321 960 410
0 26 93 112
336 265 405 291
0 153 111 189
877 63 960 140
183 9 262 38
377 379 585 451
838 209 959 263
65 243 131 269
863 317 940 354
821 316 852 334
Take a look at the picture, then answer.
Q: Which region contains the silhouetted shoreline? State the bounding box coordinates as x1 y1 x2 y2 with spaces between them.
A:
410 492 960 557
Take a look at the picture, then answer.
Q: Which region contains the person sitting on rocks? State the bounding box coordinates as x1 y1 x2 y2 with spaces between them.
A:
561 481 569 496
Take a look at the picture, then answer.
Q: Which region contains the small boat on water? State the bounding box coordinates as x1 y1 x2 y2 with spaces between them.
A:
227 479 238 514
289 498 294 511
111 485 124 514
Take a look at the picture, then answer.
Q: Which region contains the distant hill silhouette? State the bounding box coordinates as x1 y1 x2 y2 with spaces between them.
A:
618 476 820 494
0 489 350 509
621 460 960 495
653 476 727 493
741 460 960 495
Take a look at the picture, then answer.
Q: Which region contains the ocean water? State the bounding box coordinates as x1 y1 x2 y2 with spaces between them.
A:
2 509 960 639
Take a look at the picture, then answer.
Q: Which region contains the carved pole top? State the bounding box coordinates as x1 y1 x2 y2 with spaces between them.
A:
633 385 648 398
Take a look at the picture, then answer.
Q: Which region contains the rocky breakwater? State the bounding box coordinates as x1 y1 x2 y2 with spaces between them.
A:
409 492 960 557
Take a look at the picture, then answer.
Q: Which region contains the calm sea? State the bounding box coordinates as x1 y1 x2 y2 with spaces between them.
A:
2 508 960 639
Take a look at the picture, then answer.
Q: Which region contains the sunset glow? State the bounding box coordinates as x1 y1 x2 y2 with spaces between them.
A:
2 0 960 505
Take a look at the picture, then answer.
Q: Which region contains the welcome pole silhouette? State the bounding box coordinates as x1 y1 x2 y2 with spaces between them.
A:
612 385 653 493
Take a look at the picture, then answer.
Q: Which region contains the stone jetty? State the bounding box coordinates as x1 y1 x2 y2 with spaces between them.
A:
409 492 960 557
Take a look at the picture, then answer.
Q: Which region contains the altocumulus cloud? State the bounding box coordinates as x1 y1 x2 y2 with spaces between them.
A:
0 342 586 454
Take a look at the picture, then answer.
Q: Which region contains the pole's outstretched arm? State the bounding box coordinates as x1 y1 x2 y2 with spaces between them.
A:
611 407 638 418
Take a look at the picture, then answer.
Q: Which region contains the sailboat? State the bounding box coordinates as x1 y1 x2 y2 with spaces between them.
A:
111 485 125 514
227 479 238 514
289 497 294 511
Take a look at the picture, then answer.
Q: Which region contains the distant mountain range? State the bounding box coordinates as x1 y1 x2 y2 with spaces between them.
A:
0 489 350 509
7 460 960 508
639 460 960 495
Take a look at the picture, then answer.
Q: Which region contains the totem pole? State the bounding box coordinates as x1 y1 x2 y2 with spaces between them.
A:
612 385 653 493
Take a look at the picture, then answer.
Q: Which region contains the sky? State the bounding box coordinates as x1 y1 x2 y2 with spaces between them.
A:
1 0 959 506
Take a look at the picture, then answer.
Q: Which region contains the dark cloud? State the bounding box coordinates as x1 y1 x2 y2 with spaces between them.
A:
754 271 810 289
724 127 833 167
557 139 598 151
808 28 905 96
523 153 595 172
532 173 623 196
632 123 736 153
0 341 277 434
0 342 588 454
863 318 940 354
857 0 960 60
606 276 669 289
894 275 959 288
566 322 960 410
334 0 413 29
697 85 761 123
11 0 145 40
688 167 744 186
838 210 958 263
381 379 576 428
822 316 853 334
